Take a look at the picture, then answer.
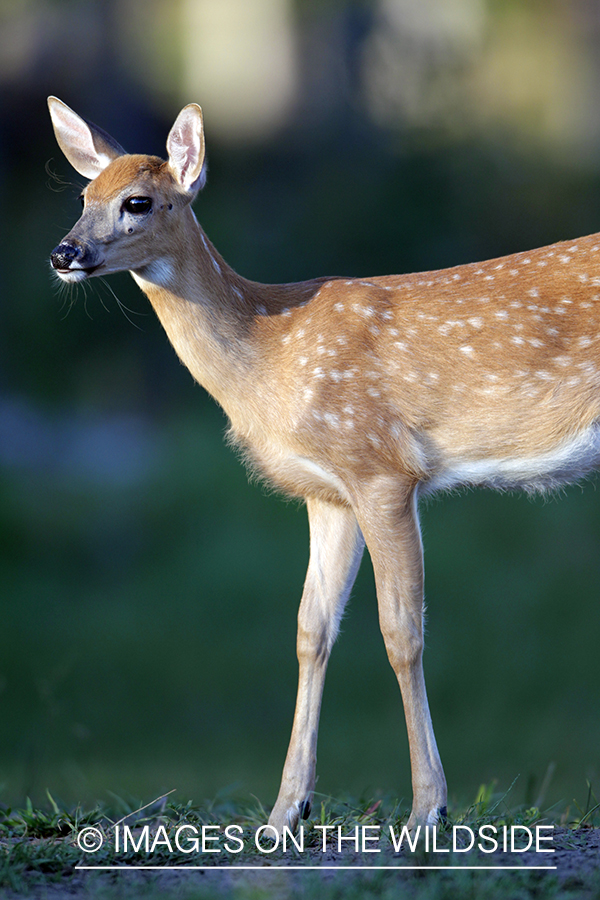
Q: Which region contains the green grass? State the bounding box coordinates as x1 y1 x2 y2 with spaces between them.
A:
1 784 599 898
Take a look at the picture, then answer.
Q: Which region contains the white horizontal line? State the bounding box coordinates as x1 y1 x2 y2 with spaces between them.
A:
76 864 557 871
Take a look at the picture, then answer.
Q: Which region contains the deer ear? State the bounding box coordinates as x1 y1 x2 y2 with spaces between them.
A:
48 97 126 180
167 104 207 196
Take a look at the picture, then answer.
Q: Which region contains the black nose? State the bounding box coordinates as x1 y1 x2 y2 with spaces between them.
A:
50 242 81 270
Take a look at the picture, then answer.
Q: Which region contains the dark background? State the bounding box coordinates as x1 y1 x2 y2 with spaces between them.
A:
1 0 599 816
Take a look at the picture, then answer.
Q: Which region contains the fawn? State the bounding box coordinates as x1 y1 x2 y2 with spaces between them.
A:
48 97 600 833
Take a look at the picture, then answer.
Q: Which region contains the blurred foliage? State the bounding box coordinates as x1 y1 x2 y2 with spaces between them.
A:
0 0 599 817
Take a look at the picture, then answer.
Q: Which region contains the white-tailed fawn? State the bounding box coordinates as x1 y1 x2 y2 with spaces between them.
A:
49 96 600 832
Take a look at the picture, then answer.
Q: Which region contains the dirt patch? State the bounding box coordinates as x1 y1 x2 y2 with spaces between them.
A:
2 826 599 899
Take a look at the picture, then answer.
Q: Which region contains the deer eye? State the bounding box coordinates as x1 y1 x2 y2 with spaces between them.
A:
123 196 152 215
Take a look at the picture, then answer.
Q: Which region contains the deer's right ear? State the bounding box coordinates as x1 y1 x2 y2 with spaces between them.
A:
167 104 207 197
47 97 126 180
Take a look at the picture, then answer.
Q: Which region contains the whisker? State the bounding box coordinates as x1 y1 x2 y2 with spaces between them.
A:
45 160 85 195
97 286 112 315
52 271 78 320
98 277 146 331
79 280 94 321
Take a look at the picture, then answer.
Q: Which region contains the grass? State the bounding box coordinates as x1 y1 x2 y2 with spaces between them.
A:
1 784 599 898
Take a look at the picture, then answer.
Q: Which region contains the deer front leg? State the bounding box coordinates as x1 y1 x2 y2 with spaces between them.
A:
268 496 364 834
355 476 447 829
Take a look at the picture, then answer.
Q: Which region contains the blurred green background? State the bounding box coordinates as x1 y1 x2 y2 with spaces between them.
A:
1 0 599 817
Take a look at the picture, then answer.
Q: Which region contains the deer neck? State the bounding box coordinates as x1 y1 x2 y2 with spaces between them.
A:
130 207 259 421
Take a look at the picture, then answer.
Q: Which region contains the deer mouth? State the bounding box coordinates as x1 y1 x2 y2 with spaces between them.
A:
53 263 101 281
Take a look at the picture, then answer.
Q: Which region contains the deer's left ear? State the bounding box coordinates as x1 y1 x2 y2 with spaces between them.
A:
167 104 207 196
48 97 126 179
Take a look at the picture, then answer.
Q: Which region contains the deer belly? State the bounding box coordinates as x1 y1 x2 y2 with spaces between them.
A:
422 421 600 495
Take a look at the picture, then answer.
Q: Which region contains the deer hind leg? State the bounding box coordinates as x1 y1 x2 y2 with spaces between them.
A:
354 476 447 828
268 496 364 834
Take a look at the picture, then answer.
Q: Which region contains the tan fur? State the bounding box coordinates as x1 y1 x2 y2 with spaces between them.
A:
49 97 600 834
